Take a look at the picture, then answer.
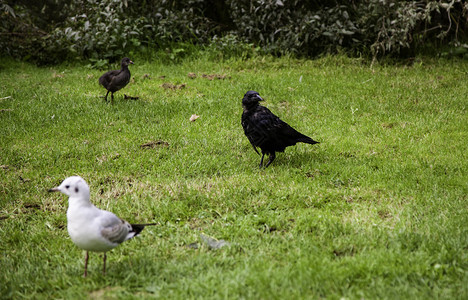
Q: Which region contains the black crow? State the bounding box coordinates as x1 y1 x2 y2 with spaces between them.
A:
99 57 133 103
241 90 319 168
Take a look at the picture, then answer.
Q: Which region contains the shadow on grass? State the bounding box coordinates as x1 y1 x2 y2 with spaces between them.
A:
264 148 323 170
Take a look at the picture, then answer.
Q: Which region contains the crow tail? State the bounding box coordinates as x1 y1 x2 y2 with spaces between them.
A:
298 136 319 145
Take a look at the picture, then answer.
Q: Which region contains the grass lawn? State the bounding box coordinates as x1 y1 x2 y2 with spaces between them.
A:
0 54 467 299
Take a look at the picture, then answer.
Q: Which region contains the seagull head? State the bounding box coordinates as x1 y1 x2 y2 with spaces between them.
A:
49 176 90 201
121 57 134 67
242 90 263 107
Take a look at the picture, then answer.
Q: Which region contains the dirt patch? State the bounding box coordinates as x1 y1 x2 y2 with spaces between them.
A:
187 72 230 80
201 73 229 80
161 82 187 90
89 287 124 299
381 122 395 129
141 140 169 149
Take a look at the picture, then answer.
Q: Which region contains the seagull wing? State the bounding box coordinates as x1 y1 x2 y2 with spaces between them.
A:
99 211 133 245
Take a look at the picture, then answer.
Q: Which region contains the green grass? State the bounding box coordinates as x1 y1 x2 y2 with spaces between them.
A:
1 54 467 299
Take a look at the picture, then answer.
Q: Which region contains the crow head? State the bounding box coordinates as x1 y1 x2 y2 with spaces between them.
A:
242 90 263 107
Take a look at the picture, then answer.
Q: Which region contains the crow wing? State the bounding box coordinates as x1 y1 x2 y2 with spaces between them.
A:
242 105 317 153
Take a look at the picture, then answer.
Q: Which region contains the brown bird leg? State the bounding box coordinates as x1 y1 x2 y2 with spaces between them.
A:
83 251 89 278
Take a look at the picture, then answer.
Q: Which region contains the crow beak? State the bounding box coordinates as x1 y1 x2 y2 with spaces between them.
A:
129 60 134 64
48 187 60 193
257 95 263 101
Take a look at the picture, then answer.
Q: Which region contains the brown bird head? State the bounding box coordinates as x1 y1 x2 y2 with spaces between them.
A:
121 57 134 67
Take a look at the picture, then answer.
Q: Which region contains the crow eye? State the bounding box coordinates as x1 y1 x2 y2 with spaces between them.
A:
65 185 70 189
75 187 79 193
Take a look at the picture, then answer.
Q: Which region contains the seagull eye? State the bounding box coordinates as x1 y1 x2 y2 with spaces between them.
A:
65 185 70 189
75 187 79 193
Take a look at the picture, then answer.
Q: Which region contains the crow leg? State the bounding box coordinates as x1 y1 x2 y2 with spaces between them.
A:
111 92 114 104
104 91 109 102
264 152 276 168
102 252 107 275
259 153 265 168
83 251 89 278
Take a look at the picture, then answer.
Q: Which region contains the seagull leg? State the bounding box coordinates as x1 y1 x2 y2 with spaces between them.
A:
259 153 265 168
104 90 109 102
83 251 89 278
264 152 276 168
102 252 107 275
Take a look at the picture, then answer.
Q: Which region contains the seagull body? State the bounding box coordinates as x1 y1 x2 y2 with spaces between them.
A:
49 176 155 276
67 199 131 252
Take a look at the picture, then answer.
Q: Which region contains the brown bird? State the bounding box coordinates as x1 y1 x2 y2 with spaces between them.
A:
99 57 133 103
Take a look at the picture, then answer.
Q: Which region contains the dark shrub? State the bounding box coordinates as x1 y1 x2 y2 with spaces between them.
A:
1 0 467 64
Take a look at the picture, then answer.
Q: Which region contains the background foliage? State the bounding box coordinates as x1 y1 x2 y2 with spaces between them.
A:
1 0 468 64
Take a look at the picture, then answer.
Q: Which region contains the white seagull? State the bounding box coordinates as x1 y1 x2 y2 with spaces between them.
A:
49 176 156 277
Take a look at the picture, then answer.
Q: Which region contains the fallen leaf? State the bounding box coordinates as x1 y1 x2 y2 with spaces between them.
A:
124 94 139 100
190 114 200 122
187 72 197 79
187 242 199 249
199 233 230 250
52 71 65 78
